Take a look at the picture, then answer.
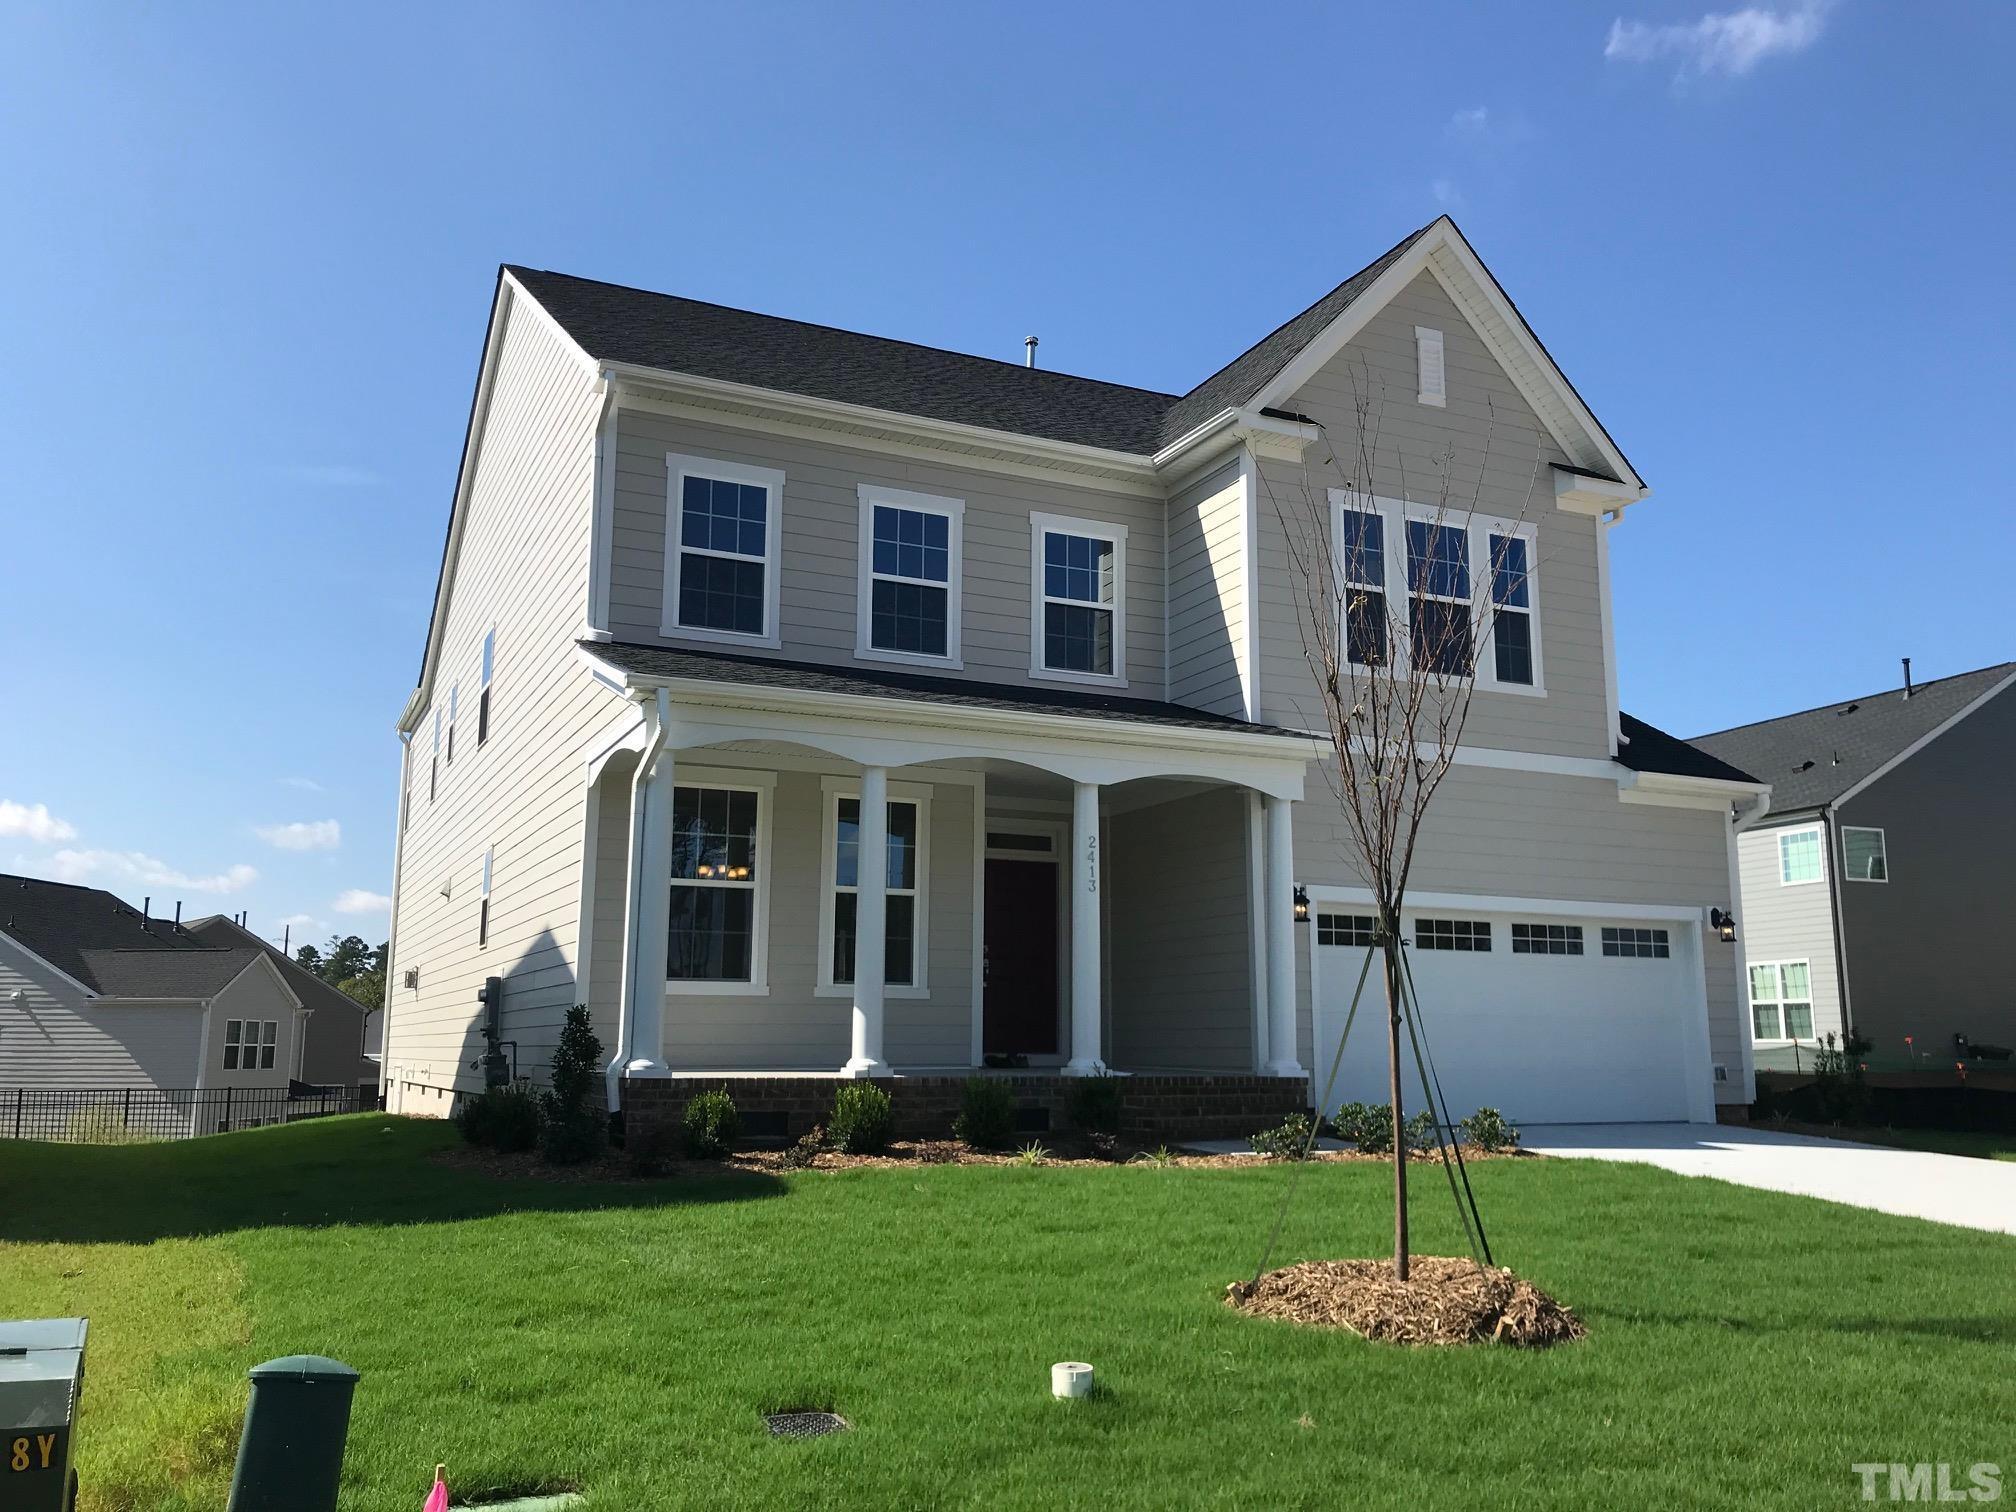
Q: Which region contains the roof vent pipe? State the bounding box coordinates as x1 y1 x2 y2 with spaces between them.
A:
141 896 150 926
1025 336 1039 369
1902 657 1914 698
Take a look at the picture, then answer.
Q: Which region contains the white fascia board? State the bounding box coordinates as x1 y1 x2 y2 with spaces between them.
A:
1618 769 1772 809
1554 466 1648 515
1831 669 2016 810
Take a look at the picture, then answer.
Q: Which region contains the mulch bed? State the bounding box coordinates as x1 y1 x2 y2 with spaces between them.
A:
1226 1257 1586 1348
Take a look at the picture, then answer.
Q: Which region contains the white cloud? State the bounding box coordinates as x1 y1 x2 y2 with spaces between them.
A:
334 888 392 915
1448 106 1491 134
0 801 78 844
49 850 258 894
277 464 384 488
255 819 342 852
1604 2 1830 78
279 912 322 930
280 776 325 793
1431 178 1464 209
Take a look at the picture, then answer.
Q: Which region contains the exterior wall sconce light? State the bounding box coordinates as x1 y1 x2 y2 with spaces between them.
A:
1710 907 1737 944
1293 885 1310 924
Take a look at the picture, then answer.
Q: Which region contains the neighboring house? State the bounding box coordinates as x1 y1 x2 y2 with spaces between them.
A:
185 914 377 1089
382 215 1766 1136
1693 661 2016 1071
0 874 308 1125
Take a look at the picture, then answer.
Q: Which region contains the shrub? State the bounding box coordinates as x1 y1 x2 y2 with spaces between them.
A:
1332 1101 1392 1154
541 1005 608 1165
1251 1112 1316 1160
1403 1110 1440 1152
1085 1130 1120 1163
828 1083 894 1155
62 1104 153 1146
953 1076 1015 1149
1016 1141 1049 1166
1065 1073 1123 1135
1460 1106 1519 1152
780 1124 827 1170
455 1083 543 1152
1811 1032 1872 1123
681 1089 741 1160
1129 1144 1177 1168
625 1115 679 1177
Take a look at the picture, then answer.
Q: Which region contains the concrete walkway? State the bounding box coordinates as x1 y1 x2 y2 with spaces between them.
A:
1521 1123 2016 1236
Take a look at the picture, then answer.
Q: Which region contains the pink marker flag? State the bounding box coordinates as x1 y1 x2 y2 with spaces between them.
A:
424 1464 449 1512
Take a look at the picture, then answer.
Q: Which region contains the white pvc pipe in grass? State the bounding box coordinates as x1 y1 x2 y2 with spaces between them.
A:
1051 1362 1094 1399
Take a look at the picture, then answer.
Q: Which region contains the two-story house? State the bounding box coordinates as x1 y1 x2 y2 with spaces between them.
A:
380 217 1766 1139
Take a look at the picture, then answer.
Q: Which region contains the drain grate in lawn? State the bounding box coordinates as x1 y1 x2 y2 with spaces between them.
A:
764 1410 850 1440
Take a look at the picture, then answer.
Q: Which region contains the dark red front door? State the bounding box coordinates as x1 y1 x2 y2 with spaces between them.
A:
983 858 1058 1056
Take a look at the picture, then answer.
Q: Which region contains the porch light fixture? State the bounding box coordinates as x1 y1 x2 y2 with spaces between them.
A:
1293 886 1310 924
1710 907 1737 944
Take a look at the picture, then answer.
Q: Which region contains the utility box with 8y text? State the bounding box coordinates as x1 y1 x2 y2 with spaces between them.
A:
0 1317 88 1512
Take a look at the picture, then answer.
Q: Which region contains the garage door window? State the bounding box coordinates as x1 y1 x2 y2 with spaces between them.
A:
1317 913 1377 947
1750 961 1813 1040
1510 922 1583 956
1416 918 1490 951
1601 926 1670 959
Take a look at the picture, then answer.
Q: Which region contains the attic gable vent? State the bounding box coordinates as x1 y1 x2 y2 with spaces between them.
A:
1415 326 1446 407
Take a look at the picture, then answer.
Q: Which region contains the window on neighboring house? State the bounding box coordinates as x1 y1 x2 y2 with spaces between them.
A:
1750 961 1813 1040
223 1020 276 1070
1842 826 1888 882
1487 530 1536 687
1317 913 1377 947
478 847 492 948
223 1018 242 1069
826 790 925 989
1601 926 1670 959
1406 519 1472 677
1416 918 1490 952
1778 828 1823 885
1338 508 1387 667
664 454 785 644
478 630 494 745
1511 922 1583 956
259 1020 276 1069
1033 513 1126 682
1415 326 1446 406
667 785 763 983
859 486 962 664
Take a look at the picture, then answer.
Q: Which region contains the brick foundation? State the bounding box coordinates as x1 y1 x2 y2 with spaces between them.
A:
622 1072 1310 1146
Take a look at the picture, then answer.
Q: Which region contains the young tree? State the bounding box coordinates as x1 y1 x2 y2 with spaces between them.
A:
1263 373 1537 1279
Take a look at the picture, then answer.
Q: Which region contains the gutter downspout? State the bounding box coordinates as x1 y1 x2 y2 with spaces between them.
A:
608 687 670 1110
1725 788 1771 1109
380 728 412 1110
1821 804 1855 1044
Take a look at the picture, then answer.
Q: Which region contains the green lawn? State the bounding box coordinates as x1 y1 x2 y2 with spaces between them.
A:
3 1117 2012 1511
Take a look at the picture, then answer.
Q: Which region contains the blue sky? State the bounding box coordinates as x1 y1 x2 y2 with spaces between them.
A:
2 1 2010 947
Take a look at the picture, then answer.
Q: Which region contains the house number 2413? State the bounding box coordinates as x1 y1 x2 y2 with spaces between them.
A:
1083 835 1098 893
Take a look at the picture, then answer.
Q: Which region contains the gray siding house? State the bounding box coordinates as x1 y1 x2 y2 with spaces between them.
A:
382 217 1765 1135
1694 662 2016 1070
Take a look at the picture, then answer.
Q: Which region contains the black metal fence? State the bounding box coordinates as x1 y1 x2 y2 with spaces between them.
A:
0 1085 366 1143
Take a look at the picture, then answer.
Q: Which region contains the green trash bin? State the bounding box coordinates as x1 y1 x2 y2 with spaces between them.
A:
227 1354 359 1512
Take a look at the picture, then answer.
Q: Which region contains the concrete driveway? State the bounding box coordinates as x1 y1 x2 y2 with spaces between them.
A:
1521 1123 2016 1236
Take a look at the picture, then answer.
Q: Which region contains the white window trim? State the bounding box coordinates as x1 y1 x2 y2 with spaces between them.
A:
1326 492 1545 697
663 767 776 997
815 775 932 999
855 484 965 669
1748 958 1816 1044
1415 325 1446 407
1841 824 1889 884
1777 824 1825 887
1029 510 1128 687
661 452 786 649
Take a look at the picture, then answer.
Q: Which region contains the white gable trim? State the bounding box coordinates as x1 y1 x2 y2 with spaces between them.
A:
1246 217 1646 495
1830 669 2016 810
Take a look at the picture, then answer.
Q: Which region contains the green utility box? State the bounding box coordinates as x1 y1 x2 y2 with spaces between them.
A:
0 1317 88 1512
227 1354 359 1512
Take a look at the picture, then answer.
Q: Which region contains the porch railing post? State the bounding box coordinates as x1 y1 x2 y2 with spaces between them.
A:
843 764 890 1076
1262 794 1306 1077
1063 780 1105 1075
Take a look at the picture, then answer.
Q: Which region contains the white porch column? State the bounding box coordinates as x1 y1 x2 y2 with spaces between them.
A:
843 764 890 1076
617 729 675 1084
1064 779 1105 1075
1263 794 1305 1077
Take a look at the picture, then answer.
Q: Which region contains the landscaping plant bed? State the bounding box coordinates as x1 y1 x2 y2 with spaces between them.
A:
1227 1257 1587 1348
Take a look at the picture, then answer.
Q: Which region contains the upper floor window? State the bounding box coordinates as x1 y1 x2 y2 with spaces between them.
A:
223 1018 277 1070
666 775 772 992
857 485 963 666
1487 530 1536 687
1778 827 1823 886
1406 519 1471 677
1415 326 1446 407
478 630 495 745
1841 826 1888 882
1031 512 1127 685
663 454 785 647
1338 507 1387 667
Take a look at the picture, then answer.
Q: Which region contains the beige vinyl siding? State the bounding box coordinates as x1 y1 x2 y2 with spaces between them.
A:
1252 270 1610 758
0 940 204 1090
384 287 619 1109
1736 822 1845 1044
583 757 635 1055
1165 460 1246 716
1107 789 1254 1070
607 410 1165 689
651 765 976 1070
1291 762 1746 1090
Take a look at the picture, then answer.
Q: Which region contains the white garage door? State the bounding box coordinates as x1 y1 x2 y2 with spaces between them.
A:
1311 908 1700 1125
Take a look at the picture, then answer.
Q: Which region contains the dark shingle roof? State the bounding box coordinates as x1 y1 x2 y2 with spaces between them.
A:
0 874 264 997
1690 662 2016 817
1616 712 1760 785
581 641 1312 741
507 224 1437 458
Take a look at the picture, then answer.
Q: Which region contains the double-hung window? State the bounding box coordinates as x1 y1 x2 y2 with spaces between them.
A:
1750 961 1813 1040
222 1019 276 1070
1486 528 1536 687
821 780 929 994
478 846 493 948
1842 826 1888 882
666 778 771 990
664 454 785 646
1778 827 1823 886
478 630 494 745
1032 513 1126 683
1406 517 1472 677
1338 507 1387 667
858 486 962 665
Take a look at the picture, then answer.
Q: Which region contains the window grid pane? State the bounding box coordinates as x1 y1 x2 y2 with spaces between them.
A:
677 553 766 635
870 579 949 657
1492 611 1533 686
871 505 950 584
1317 913 1378 947
1510 922 1583 956
1340 510 1384 589
1409 597 1472 676
1843 827 1887 881
1044 531 1114 605
1416 918 1491 952
1600 926 1670 959
1779 830 1822 884
1406 519 1470 600
1345 589 1388 667
680 475 767 558
1044 602 1114 675
1490 535 1530 608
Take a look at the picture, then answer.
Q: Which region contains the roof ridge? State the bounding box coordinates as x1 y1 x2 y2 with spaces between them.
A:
0 872 114 895
1693 660 2016 741
506 265 1183 403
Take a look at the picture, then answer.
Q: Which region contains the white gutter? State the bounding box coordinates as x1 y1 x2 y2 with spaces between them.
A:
608 687 671 1109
